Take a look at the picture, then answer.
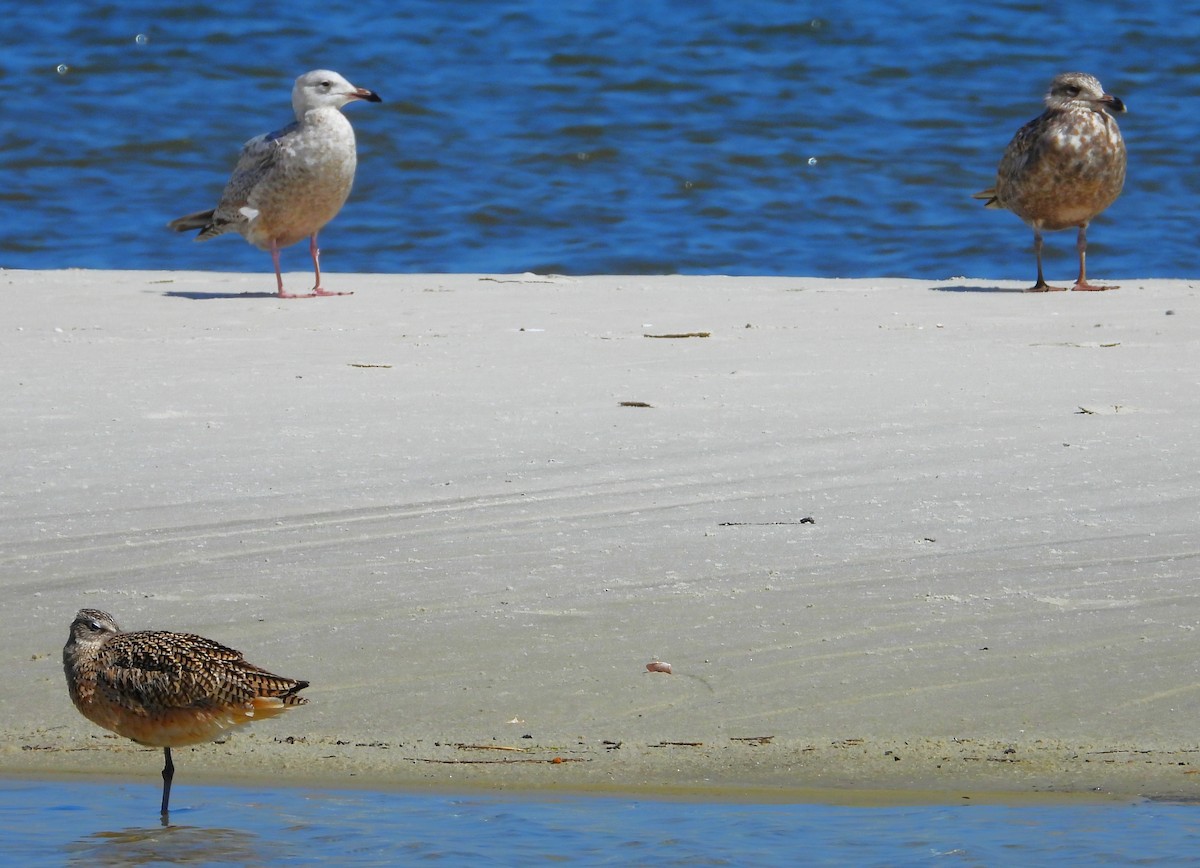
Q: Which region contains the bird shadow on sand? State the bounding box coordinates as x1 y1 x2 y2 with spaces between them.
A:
929 284 1028 294
161 290 278 300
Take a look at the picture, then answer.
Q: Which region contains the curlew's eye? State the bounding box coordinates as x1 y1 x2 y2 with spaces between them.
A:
1064 85 1080 97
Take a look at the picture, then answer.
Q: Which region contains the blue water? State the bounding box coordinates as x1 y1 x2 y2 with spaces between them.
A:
3 0 1197 280
1 779 1198 866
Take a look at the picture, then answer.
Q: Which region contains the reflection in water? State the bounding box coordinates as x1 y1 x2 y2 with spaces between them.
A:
66 824 270 867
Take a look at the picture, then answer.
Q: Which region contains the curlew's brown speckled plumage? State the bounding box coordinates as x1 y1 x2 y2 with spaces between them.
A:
974 72 1127 292
63 608 308 818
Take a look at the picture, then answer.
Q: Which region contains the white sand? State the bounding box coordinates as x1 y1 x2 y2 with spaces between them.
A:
3 269 1198 798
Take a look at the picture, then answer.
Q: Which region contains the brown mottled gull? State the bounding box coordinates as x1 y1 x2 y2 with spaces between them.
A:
974 72 1126 292
169 70 382 298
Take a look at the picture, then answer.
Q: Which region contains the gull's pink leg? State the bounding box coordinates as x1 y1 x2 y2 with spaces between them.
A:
1072 224 1119 291
270 239 290 298
310 234 323 293
271 234 350 299
308 233 352 297
271 239 319 299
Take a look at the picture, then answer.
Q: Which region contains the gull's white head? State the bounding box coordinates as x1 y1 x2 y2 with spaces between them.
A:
291 69 382 119
1043 71 1125 116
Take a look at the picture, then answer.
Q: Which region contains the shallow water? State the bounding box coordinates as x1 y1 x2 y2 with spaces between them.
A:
3 0 1197 281
1 779 1197 866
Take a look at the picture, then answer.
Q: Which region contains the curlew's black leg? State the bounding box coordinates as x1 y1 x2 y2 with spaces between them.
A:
160 746 174 818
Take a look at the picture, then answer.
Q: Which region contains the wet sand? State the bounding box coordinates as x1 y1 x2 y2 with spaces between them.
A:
3 269 1198 800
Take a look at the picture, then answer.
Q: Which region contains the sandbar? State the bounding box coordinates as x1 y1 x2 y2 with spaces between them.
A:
2 269 1198 801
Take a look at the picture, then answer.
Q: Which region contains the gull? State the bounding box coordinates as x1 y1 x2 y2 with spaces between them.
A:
169 70 382 298
63 608 309 819
974 72 1126 291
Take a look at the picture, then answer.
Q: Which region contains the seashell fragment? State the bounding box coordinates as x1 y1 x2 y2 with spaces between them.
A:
646 661 672 674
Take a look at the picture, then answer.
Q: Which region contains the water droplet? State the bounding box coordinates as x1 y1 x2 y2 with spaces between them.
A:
134 33 148 45
56 64 69 75
807 157 818 166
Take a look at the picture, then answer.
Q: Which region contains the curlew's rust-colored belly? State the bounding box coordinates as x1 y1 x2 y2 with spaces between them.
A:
74 693 293 748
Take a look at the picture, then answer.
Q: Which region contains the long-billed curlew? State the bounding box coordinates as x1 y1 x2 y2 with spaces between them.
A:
167 69 382 298
62 608 308 818
974 72 1126 292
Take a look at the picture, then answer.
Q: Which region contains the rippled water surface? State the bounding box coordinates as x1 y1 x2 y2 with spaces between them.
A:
2 779 1199 866
3 0 1198 280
